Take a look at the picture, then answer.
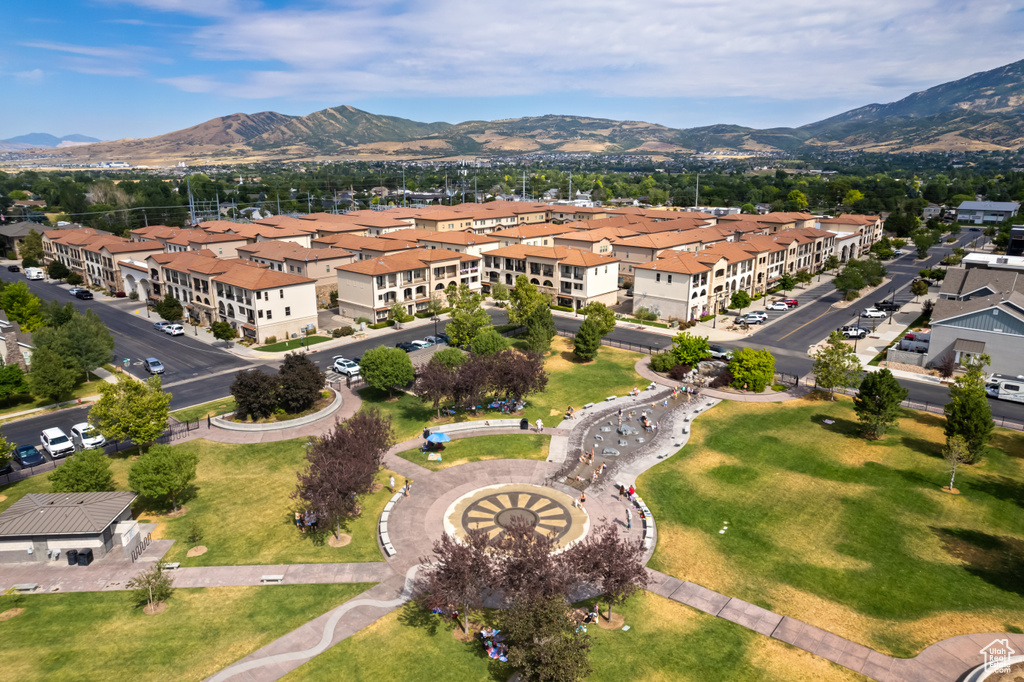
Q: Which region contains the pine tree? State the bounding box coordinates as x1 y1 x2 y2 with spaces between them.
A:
811 331 861 399
573 317 602 361
853 369 908 439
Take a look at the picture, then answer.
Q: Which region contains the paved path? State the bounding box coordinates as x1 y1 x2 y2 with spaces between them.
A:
633 355 812 403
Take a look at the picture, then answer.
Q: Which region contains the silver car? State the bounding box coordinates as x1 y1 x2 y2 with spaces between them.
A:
71 422 106 450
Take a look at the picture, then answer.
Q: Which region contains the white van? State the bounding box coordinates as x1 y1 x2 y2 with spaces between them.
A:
24 267 44 280
985 374 1024 403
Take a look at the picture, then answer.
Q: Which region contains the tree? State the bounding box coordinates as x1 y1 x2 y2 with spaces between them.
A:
579 301 616 336
388 301 412 324
415 356 459 417
425 294 446 317
210 321 236 345
777 271 796 294
576 523 648 621
0 281 44 331
48 449 114 492
27 346 77 403
230 369 280 421
943 355 993 463
833 264 867 300
786 189 808 209
432 347 465 369
47 260 70 280
127 562 174 610
823 254 841 274
934 350 957 380
669 332 709 367
853 369 908 439
444 283 489 347
0 431 13 473
490 282 509 304
277 352 325 414
729 291 750 314
910 280 929 300
19 229 43 263
153 294 183 323
360 346 415 397
65 273 83 286
811 331 861 399
128 444 198 511
523 303 556 353
419 529 493 633
502 594 592 682
470 326 510 356
729 347 775 393
90 374 172 452
293 408 394 539
912 230 934 259
0 364 28 405
740 203 757 214
573 316 602 361
33 309 114 377
943 434 970 492
492 349 548 400
507 275 547 326
795 269 813 287
41 300 76 328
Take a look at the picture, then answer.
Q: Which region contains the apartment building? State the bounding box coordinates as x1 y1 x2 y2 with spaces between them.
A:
491 223 577 247
310 234 420 259
631 253 711 321
411 231 500 256
481 245 619 309
816 215 884 257
553 227 637 256
612 230 720 284
43 228 120 278
82 240 164 293
335 248 481 321
412 210 476 232
236 241 354 305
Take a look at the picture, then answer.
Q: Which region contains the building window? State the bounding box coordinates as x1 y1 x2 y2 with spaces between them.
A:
656 273 661 282
285 307 291 316
258 310 263 318
266 310 272 320
279 289 284 298
668 275 673 284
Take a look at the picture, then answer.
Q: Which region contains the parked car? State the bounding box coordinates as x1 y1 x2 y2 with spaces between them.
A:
7 265 19 272
153 321 170 331
625 288 634 297
839 325 868 339
781 298 799 308
434 332 451 345
423 335 445 345
0 459 10 475
165 324 184 336
740 311 768 323
74 289 94 300
893 249 905 257
41 428 75 459
332 358 361 376
14 444 45 467
862 308 887 318
71 422 105 450
68 287 84 296
874 300 901 312
767 302 789 311
144 357 164 374
395 342 417 352
912 277 934 287
708 344 732 360
409 340 432 349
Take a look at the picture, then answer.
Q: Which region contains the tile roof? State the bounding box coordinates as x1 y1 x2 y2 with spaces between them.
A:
0 492 137 537
612 230 706 250
491 223 578 240
311 234 420 252
636 252 711 275
487 244 618 266
236 240 352 262
213 261 314 289
337 248 472 276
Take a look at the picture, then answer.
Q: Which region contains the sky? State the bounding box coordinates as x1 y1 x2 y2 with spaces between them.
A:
3 0 1023 141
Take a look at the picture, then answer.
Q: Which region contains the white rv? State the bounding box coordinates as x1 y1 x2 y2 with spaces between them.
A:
24 267 44 280
985 374 1024 403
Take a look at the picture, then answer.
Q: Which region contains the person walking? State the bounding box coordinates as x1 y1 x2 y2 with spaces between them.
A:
404 480 411 497
578 492 586 510
389 475 395 493
626 507 632 532
618 484 626 500
536 418 544 432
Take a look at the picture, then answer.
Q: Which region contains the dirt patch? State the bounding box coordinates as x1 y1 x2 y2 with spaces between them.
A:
597 612 625 629
452 621 483 642
370 482 384 493
143 601 168 615
0 495 6 502
0 608 24 621
186 545 207 557
328 533 352 548
941 486 960 495
166 506 189 518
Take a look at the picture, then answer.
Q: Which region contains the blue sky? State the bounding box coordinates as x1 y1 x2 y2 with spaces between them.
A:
3 0 1023 141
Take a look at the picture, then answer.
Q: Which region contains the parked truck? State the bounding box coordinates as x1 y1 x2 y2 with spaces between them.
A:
24 267 44 280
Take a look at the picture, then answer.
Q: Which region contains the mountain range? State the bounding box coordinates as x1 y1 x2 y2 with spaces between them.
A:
13 58 1024 165
1 133 101 151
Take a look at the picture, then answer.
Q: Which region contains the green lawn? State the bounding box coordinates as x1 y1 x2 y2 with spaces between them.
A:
360 336 644 442
256 336 330 352
1 583 371 682
0 438 409 567
396 434 550 471
283 591 861 681
0 377 109 420
640 397 1024 657
170 396 236 422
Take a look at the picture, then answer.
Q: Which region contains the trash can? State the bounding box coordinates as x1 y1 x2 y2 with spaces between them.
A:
520 418 529 431
66 549 78 566
423 427 431 440
77 548 94 566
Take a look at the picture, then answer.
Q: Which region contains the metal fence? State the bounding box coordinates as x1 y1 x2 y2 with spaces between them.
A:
556 329 667 355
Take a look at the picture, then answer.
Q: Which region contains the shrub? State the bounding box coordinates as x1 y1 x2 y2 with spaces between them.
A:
128 291 139 301
634 306 658 321
337 326 355 337
551 305 574 313
355 316 371 325
368 320 395 330
710 369 733 388
668 364 692 381
264 335 277 345
650 352 676 373
6 251 15 260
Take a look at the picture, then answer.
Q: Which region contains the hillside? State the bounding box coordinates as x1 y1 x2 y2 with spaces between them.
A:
16 58 1024 164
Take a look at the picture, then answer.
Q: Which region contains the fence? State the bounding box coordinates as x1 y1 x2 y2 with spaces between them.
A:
556 329 668 355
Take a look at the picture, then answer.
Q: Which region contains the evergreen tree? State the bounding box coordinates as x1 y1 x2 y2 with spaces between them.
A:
943 356 993 463
28 346 77 403
573 316 602 361
853 369 907 439
523 304 556 353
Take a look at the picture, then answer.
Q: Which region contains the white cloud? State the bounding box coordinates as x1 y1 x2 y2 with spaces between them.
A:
13 68 45 81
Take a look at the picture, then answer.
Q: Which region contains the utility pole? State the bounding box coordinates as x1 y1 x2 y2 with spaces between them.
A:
276 194 281 215
568 171 572 203
215 192 220 222
522 171 527 202
402 167 406 208
474 168 478 203
186 175 196 226
694 174 699 209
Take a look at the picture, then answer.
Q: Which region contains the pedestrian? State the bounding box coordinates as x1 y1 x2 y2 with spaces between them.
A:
404 480 411 497
626 507 632 532
536 418 544 432
295 511 304 533
389 475 395 493
618 484 625 500
578 492 586 509
628 485 635 501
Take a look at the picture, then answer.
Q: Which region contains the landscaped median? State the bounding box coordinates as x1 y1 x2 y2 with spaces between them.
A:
639 396 1024 658
396 434 550 471
211 388 341 432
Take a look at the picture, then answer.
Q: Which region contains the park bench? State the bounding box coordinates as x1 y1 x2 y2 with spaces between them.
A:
382 543 396 557
163 562 180 570
13 583 38 592
260 574 285 584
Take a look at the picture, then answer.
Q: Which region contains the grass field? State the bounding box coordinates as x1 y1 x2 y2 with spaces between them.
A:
170 396 236 422
360 336 644 442
0 438 408 566
283 591 861 681
395 434 550 471
0 377 109 419
256 336 330 352
640 397 1024 657
1 584 371 682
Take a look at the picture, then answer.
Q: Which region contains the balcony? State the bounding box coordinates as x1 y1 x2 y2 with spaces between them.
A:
459 267 479 275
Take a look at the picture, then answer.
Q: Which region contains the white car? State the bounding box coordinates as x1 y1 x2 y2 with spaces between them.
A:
70 422 106 450
862 308 887 319
332 358 361 376
68 287 83 296
165 324 184 336
409 340 432 349
893 249 905 257
767 302 789 311
41 427 75 459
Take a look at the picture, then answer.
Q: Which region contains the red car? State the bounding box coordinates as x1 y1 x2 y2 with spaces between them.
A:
781 298 799 308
